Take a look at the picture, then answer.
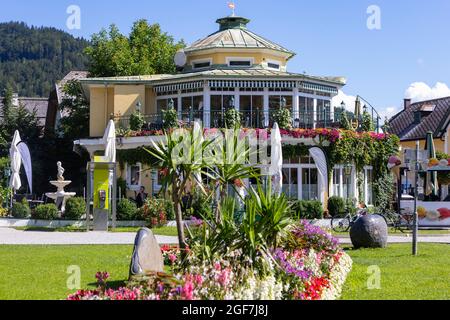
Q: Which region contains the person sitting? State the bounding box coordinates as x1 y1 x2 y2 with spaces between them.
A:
135 186 148 208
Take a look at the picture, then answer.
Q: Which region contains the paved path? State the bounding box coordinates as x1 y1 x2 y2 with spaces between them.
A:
0 228 448 245
0 228 178 245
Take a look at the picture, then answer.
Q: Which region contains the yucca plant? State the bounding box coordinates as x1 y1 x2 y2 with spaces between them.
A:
185 183 293 274
145 124 213 254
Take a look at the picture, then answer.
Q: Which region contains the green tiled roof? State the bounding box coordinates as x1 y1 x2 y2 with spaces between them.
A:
184 16 295 59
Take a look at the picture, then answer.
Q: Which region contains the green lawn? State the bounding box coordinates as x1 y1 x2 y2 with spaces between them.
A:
342 244 450 300
0 243 448 300
0 245 133 300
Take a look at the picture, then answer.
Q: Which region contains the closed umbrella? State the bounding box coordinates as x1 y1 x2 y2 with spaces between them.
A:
425 131 438 198
103 120 116 163
270 123 283 195
9 130 22 192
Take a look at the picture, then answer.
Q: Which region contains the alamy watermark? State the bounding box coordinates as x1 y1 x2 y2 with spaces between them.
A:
367 5 381 30
66 5 81 30
66 265 81 290
366 265 381 290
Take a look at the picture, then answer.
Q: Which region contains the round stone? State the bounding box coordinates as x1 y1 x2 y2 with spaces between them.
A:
350 214 388 249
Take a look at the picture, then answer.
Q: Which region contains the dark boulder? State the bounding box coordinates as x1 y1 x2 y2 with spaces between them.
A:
350 214 388 249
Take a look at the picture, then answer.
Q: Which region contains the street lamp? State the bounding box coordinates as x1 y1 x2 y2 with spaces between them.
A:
344 163 353 176
363 104 368 114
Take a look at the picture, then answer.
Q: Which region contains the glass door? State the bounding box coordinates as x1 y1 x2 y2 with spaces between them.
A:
302 167 318 201
282 167 299 200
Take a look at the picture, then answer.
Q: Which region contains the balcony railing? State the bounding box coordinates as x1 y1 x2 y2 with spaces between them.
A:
113 109 381 132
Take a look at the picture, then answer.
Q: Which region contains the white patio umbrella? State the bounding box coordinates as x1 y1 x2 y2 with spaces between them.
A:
270 123 283 195
103 120 116 163
9 130 22 192
193 122 205 190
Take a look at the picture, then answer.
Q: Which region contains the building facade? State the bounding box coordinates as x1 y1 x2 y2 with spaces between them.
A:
77 15 382 207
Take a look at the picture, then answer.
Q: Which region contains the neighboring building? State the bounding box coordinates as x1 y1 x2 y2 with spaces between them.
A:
0 94 49 127
46 70 89 134
389 97 450 154
0 71 89 134
76 15 382 206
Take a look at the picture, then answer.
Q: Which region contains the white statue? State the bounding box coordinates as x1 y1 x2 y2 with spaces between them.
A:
57 162 65 181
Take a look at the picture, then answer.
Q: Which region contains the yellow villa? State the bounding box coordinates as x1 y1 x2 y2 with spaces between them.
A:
76 14 384 206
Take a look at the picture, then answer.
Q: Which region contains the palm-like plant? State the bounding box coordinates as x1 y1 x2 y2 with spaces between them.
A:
208 128 259 222
145 125 211 253
186 183 293 274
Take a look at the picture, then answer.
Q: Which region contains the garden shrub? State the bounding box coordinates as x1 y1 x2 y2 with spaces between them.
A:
129 111 145 131
185 189 213 219
163 108 179 130
272 108 292 129
11 198 31 219
292 200 323 219
373 172 395 213
33 204 59 220
0 207 8 217
137 198 175 227
327 196 346 217
64 197 86 220
224 108 241 128
117 199 138 221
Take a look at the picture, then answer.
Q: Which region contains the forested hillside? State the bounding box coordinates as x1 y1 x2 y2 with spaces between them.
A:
0 22 89 97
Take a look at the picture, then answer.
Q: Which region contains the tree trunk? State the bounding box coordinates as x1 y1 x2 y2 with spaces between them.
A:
172 183 187 259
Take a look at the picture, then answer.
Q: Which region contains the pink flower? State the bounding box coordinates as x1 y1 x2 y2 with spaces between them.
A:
194 275 203 286
181 281 195 300
214 262 222 271
218 269 230 287
169 254 177 264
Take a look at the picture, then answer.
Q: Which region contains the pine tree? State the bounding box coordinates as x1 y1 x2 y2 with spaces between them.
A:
1 86 13 121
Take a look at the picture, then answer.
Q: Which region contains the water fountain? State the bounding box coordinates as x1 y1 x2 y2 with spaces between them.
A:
45 162 76 213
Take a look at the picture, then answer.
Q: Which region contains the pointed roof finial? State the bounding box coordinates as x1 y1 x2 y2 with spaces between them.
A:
228 1 236 17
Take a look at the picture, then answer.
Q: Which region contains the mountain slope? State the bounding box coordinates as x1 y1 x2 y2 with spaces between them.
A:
0 22 89 97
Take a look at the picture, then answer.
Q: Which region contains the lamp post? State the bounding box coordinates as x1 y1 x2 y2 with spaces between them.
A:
4 166 11 209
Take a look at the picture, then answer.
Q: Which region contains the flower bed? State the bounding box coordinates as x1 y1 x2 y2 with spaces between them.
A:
68 220 352 301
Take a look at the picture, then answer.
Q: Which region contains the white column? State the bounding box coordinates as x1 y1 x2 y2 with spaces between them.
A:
263 88 269 127
177 91 182 118
445 131 449 154
203 83 211 128
352 167 359 203
292 88 299 127
234 88 240 112
313 98 318 129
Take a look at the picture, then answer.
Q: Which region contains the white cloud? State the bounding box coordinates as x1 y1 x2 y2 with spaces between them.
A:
405 82 450 103
331 90 357 111
379 106 400 122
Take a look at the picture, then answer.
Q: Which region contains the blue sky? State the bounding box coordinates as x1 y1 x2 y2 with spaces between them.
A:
1 0 450 118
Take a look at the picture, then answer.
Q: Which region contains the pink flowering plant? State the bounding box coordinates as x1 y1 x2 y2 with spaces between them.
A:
68 186 352 301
